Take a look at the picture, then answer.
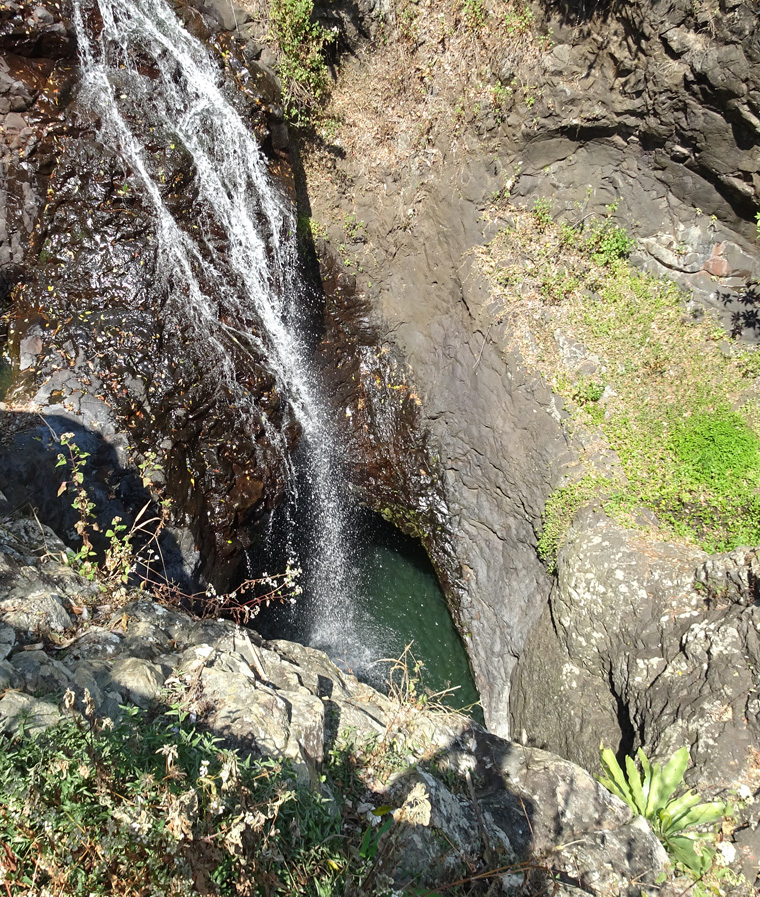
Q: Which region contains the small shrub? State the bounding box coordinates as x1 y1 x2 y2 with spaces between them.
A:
572 379 605 406
0 702 343 895
461 0 487 28
269 0 335 124
532 195 552 231
503 1 534 35
598 745 727 876
56 432 98 579
537 475 604 572
584 220 635 265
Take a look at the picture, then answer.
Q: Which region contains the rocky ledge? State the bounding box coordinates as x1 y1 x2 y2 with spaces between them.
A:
0 513 677 896
510 508 760 884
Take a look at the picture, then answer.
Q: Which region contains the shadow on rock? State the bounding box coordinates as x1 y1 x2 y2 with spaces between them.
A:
717 282 760 342
0 409 200 591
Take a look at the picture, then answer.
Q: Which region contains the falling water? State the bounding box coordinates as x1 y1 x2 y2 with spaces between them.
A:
72 0 387 669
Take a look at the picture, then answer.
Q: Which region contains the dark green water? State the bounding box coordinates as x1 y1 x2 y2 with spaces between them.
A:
253 510 481 720
353 521 481 719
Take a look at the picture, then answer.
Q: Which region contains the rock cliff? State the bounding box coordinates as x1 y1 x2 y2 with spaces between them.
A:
2 0 760 887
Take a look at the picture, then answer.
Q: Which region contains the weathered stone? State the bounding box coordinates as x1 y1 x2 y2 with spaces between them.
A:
11 648 73 694
63 627 124 661
0 523 689 894
106 656 167 707
0 691 60 735
510 510 760 883
0 622 15 660
0 591 72 633
0 659 18 690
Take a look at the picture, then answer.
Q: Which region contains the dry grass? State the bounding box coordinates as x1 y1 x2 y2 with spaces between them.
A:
304 0 553 196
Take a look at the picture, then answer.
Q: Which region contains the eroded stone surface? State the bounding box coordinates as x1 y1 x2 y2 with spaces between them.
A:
510 509 760 884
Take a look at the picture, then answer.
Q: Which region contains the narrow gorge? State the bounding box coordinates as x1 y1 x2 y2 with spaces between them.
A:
1 0 760 891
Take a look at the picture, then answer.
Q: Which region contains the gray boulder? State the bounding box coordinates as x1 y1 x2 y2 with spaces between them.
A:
0 525 671 896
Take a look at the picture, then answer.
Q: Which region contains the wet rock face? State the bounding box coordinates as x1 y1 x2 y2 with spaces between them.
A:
315 249 465 613
510 509 760 883
3 0 302 583
0 0 76 302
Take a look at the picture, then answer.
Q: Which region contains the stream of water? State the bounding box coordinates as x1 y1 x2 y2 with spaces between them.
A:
72 0 479 709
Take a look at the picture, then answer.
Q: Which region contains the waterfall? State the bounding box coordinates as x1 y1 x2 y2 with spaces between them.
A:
72 0 388 672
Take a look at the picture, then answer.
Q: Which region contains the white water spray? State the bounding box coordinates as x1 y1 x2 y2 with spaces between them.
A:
73 0 389 670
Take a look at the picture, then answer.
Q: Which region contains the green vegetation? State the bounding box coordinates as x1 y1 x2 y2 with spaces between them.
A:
343 212 365 242
536 475 605 572
56 432 99 580
478 202 760 559
297 212 328 243
671 408 759 486
461 0 487 29
598 745 727 876
0 701 343 895
54 431 301 621
269 0 335 124
0 639 502 897
581 214 635 266
502 0 534 35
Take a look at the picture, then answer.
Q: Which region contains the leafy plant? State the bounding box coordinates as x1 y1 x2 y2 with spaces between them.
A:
572 379 605 406
583 218 635 265
461 0 487 29
359 812 393 860
503 1 534 35
0 700 343 895
671 408 760 487
532 195 552 231
343 212 365 243
56 432 98 579
598 745 727 876
269 0 335 124
537 475 605 572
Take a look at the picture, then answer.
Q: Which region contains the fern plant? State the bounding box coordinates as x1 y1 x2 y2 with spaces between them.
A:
598 745 727 876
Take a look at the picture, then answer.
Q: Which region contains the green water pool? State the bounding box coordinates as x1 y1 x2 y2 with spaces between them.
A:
337 516 481 719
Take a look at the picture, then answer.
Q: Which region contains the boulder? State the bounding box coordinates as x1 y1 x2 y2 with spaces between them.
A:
0 521 673 895
510 508 760 884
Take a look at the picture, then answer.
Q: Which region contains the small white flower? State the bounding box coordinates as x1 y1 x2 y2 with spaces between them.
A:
157 743 179 771
716 841 736 866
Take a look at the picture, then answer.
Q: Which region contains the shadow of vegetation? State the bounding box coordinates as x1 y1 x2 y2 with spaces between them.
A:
541 0 627 25
716 282 760 343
